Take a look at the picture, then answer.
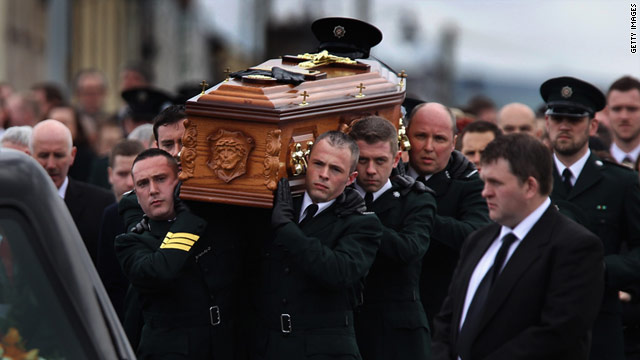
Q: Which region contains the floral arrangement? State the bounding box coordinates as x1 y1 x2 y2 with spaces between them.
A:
0 328 42 360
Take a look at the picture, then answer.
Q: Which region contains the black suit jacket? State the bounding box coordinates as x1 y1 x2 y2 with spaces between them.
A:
96 202 127 319
64 178 115 263
415 153 490 324
433 205 604 360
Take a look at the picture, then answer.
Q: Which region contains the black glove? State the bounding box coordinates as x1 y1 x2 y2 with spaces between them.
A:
230 68 306 85
448 150 477 179
130 214 150 234
334 187 366 217
271 67 305 85
391 158 435 196
229 69 273 79
271 178 295 229
173 181 190 215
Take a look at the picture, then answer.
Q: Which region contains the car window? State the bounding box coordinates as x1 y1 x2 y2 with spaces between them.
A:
0 207 91 359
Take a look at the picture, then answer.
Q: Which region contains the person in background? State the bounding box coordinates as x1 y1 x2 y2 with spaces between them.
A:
30 119 114 263
405 102 490 327
5 92 39 128
31 82 66 121
459 120 502 170
542 76 640 360
497 102 539 138
48 104 97 183
96 139 145 321
1 125 32 154
73 68 109 126
606 76 640 168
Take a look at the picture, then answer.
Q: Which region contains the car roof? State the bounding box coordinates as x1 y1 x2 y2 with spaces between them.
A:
0 148 135 359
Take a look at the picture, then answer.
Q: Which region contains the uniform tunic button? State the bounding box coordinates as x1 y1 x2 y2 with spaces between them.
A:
282 298 288 305
284 267 290 274
265 252 270 257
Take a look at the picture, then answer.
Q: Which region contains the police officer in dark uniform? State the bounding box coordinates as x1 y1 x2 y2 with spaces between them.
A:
542 76 640 360
405 102 491 325
253 131 382 360
116 148 245 359
348 116 437 360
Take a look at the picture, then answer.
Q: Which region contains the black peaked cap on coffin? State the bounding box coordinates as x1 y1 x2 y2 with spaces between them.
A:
312 17 383 59
540 76 606 118
122 87 174 122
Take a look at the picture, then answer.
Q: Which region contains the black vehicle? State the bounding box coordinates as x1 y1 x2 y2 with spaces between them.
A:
0 148 135 359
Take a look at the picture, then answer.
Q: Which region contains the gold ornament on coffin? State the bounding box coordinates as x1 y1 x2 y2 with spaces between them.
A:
263 130 282 191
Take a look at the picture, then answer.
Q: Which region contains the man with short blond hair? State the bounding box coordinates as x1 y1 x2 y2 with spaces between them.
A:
256 130 382 359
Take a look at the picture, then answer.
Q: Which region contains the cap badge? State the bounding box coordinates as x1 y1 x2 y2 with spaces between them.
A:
561 86 573 99
333 25 346 39
137 91 148 102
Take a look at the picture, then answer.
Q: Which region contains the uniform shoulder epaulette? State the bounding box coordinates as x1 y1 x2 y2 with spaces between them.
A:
600 158 635 171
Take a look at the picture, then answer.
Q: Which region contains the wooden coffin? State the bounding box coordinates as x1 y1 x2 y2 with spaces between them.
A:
179 56 406 208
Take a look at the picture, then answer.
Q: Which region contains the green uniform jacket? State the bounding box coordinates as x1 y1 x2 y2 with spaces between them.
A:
116 204 243 360
415 152 491 324
354 181 437 360
551 153 640 360
253 197 382 360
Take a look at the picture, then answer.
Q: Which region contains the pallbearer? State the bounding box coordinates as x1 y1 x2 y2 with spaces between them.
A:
349 116 437 359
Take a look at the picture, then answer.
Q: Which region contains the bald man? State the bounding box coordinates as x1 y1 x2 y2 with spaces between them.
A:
31 119 114 262
497 103 539 138
406 102 490 326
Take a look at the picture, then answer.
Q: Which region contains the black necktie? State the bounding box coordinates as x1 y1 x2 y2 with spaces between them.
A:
299 204 318 226
457 233 518 359
364 192 374 210
562 168 573 193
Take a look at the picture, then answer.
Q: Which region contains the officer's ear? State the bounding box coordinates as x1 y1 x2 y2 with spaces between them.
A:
588 117 599 136
392 151 402 168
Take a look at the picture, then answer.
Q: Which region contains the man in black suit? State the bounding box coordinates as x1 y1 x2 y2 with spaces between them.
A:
406 102 490 324
96 139 144 319
30 119 114 263
349 116 437 359
542 76 640 360
432 133 604 360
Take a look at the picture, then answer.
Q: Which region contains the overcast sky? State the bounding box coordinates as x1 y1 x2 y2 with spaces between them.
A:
202 0 639 89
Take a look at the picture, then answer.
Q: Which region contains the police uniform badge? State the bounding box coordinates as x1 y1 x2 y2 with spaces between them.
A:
561 86 573 98
333 25 346 38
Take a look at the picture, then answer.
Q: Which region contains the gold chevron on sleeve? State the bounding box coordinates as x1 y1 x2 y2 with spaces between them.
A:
160 231 200 251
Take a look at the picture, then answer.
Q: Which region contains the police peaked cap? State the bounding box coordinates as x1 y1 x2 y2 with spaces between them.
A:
312 17 383 59
122 87 174 120
540 76 606 118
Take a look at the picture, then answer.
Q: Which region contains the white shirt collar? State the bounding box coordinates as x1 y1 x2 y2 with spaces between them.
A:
553 149 591 186
459 197 551 331
353 179 392 202
58 176 69 199
610 142 640 164
299 192 336 221
407 165 432 182
497 197 551 242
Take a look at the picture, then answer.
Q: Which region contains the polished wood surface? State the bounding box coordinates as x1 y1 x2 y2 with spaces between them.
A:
180 57 405 208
